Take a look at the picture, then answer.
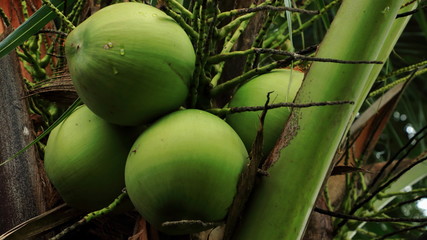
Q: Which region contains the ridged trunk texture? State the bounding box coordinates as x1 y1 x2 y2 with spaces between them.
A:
0 28 48 234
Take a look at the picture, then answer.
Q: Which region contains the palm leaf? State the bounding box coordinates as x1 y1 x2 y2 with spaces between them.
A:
0 204 82 240
0 0 76 59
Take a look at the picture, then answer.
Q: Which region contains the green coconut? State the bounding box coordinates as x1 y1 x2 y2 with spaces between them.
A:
65 3 195 126
226 69 304 156
44 105 134 211
125 109 248 235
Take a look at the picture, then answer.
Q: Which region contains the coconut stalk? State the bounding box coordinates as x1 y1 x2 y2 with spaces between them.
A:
344 0 419 136
313 2 419 238
231 0 405 240
334 2 421 238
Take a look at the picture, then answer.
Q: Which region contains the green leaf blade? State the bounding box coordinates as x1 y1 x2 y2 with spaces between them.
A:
0 0 76 59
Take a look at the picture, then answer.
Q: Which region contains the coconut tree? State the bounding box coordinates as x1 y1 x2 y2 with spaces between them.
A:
0 0 426 239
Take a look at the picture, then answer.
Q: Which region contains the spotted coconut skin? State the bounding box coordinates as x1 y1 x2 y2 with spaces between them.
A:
44 105 133 211
125 109 248 235
226 69 304 157
65 3 195 126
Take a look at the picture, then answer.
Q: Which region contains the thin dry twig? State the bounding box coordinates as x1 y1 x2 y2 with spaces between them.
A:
368 125 427 193
227 5 320 16
335 154 427 233
37 29 68 37
396 5 427 18
253 48 383 64
229 100 354 113
161 220 221 228
376 223 427 240
315 207 427 223
223 92 272 240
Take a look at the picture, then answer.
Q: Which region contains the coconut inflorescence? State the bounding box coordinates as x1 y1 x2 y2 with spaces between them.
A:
44 2 304 236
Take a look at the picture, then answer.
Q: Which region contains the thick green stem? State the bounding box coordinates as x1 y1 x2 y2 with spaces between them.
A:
218 11 256 38
214 1 271 22
207 49 254 64
41 0 75 30
210 58 292 96
344 0 419 136
231 0 404 239
163 7 198 40
165 0 193 19
50 191 129 240
210 14 254 87
190 0 208 107
68 0 86 25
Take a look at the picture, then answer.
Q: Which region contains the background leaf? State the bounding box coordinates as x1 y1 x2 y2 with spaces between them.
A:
0 0 76 59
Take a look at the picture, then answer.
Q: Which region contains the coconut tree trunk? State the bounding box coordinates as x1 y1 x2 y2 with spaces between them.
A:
0 28 48 234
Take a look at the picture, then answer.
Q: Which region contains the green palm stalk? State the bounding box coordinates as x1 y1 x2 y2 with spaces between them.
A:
231 0 405 239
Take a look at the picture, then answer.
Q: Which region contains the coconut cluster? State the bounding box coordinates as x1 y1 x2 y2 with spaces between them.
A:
44 2 303 236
